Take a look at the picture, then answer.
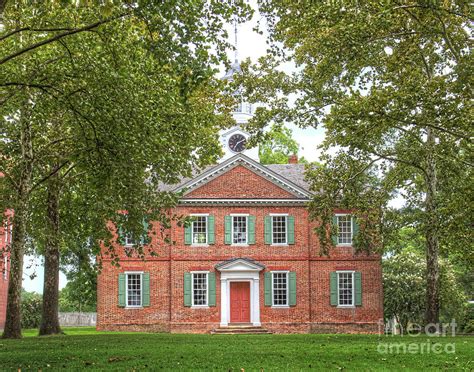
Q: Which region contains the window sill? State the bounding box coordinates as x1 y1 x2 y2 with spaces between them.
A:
336 243 353 247
271 243 288 247
272 305 290 309
231 244 249 247
125 306 143 309
191 305 209 309
337 305 355 309
191 244 209 247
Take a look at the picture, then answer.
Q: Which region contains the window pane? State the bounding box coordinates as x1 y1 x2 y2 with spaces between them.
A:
127 273 142 307
192 216 207 244
337 215 352 244
232 216 247 244
272 216 287 244
273 272 288 306
338 272 353 306
192 273 207 306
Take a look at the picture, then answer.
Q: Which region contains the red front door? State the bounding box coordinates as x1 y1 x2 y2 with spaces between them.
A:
230 282 251 323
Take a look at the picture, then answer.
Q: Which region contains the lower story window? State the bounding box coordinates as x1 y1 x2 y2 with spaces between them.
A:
126 273 142 307
272 272 288 306
192 272 208 306
338 271 354 306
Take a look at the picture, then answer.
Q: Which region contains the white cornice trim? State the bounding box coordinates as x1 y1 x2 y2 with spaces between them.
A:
179 198 308 206
175 153 311 199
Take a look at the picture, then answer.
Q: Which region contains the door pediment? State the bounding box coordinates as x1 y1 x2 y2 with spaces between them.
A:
215 258 265 272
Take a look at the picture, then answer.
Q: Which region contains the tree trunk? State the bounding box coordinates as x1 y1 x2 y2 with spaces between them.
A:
424 127 440 328
39 173 62 335
2 118 33 339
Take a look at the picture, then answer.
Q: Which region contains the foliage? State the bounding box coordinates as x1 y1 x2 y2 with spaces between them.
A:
20 290 42 329
59 278 96 313
2 329 473 370
258 124 299 164
245 0 473 324
0 1 252 337
383 244 467 332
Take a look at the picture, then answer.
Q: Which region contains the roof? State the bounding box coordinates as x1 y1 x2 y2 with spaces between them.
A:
159 155 310 196
266 163 309 191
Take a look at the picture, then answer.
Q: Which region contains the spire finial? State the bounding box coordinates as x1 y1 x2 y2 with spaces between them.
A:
233 15 238 63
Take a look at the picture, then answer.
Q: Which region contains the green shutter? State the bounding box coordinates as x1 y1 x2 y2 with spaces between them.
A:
352 216 359 244
264 272 272 306
289 272 297 306
330 272 338 306
142 272 150 307
264 216 272 244
355 272 362 306
331 215 338 246
118 273 126 307
248 216 256 244
208 216 215 244
224 216 232 244
208 272 216 306
118 226 126 245
184 224 192 245
287 216 295 244
141 217 150 245
184 273 192 306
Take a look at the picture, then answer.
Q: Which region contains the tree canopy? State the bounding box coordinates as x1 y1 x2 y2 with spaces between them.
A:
244 1 472 325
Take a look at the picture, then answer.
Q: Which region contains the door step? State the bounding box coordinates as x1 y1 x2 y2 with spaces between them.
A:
211 326 272 335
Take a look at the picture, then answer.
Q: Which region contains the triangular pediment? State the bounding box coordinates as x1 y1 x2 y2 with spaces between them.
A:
215 258 265 272
176 154 311 200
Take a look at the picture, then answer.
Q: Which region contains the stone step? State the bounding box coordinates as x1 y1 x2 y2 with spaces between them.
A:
210 326 272 335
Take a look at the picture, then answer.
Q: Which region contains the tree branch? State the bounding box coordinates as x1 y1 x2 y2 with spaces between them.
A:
0 12 130 65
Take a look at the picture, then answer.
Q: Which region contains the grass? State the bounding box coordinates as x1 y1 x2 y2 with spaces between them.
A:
0 327 472 371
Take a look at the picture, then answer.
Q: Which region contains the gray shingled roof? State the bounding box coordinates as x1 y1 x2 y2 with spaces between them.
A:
266 163 310 191
159 162 310 194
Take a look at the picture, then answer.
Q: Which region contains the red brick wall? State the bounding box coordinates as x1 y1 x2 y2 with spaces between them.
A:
185 165 296 199
97 206 383 334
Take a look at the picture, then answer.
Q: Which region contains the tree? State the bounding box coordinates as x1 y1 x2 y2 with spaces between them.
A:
258 124 299 164
383 231 467 333
0 1 252 338
246 1 472 327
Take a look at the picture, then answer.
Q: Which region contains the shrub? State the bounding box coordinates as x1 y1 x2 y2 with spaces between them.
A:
21 290 42 329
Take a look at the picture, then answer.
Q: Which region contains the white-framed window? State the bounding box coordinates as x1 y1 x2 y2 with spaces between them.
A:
272 215 288 244
272 271 289 306
336 214 352 245
192 215 208 245
232 215 248 245
337 271 354 307
192 272 208 306
124 234 136 247
126 272 143 308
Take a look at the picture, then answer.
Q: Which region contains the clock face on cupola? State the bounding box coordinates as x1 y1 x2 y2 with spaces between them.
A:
228 133 247 153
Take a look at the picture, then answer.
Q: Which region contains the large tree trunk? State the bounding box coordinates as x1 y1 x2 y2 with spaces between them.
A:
2 118 33 339
424 127 440 328
39 173 62 335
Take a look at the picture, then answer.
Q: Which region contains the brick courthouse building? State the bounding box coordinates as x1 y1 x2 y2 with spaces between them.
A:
96 61 383 334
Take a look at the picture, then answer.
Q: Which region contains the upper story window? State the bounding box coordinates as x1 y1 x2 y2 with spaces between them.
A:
272 272 289 306
336 214 352 245
337 271 354 307
192 272 208 306
272 216 287 244
232 216 247 244
126 273 142 307
192 216 208 245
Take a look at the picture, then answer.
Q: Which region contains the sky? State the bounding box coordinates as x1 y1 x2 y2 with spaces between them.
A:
21 3 387 293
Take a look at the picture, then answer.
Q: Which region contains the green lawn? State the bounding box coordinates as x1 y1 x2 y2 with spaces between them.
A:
0 327 472 371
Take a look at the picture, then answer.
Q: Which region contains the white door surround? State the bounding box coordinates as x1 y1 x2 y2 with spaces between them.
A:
215 258 265 327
